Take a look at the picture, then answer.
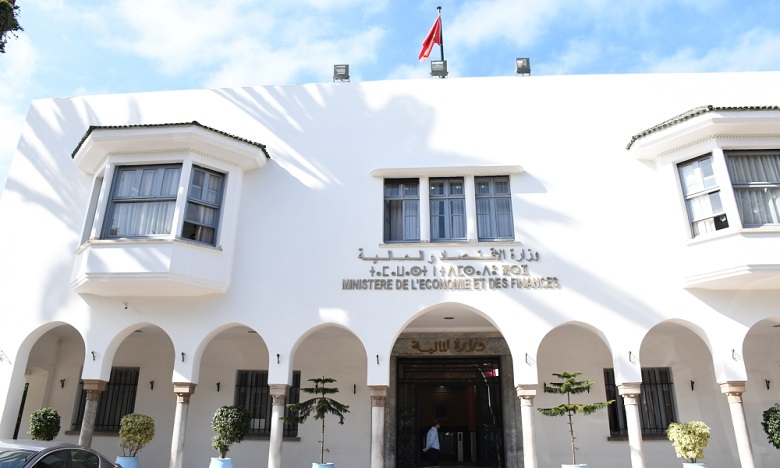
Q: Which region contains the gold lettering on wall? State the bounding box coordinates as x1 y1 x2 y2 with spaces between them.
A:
343 247 560 291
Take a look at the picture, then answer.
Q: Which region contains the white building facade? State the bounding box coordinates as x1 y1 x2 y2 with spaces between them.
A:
0 71 779 468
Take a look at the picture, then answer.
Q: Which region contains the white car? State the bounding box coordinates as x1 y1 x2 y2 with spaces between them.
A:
0 439 120 468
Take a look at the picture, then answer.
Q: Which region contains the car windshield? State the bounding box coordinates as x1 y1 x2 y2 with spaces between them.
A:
0 448 36 466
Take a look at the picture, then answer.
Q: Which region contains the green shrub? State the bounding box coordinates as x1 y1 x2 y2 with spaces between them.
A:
119 413 156 457
667 421 710 462
29 407 61 441
211 406 250 459
762 404 780 450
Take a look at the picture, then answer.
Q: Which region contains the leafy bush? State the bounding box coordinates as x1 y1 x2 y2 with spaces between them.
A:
211 406 250 459
29 407 61 441
667 421 710 462
119 413 156 457
762 404 780 450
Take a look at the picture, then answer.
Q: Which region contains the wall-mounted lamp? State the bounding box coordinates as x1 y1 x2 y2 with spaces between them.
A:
276 354 280 365
353 384 356 395
60 379 65 389
515 57 531 75
376 355 380 365
690 380 695 391
766 379 771 390
122 301 128 310
524 353 536 366
430 60 448 78
731 349 742 361
217 382 221 392
333 64 350 82
181 352 185 362
629 351 639 364
91 351 96 361
150 380 155 390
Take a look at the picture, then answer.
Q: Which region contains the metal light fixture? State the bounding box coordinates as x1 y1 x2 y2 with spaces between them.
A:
430 60 448 78
60 379 65 389
516 57 531 75
333 64 350 82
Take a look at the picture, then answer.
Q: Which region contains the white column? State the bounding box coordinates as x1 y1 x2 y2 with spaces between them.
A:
618 383 645 468
464 176 477 241
78 379 107 448
419 177 430 242
369 385 388 468
267 384 288 468
169 383 196 468
516 385 538 468
720 382 755 468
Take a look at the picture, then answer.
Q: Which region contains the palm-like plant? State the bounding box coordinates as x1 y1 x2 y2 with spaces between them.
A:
537 371 614 465
283 376 350 464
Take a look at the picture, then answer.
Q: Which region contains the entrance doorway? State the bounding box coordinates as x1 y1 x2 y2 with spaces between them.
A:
396 357 504 467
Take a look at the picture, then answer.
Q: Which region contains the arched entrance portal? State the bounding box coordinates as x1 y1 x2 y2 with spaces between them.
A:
396 357 504 467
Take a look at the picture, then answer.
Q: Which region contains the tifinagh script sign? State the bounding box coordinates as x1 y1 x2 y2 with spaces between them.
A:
342 247 559 291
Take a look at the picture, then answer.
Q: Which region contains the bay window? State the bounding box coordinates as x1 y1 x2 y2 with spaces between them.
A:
71 122 268 296
103 164 224 246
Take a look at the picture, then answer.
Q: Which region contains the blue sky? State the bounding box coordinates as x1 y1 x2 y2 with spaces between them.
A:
2 0 780 190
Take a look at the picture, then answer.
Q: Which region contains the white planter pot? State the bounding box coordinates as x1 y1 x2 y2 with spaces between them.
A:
312 464 334 468
115 456 138 468
209 458 233 468
562 465 587 468
682 464 706 467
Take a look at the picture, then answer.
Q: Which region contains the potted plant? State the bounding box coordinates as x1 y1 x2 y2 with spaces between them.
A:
116 413 155 468
29 407 61 441
283 376 350 468
537 371 614 468
210 405 250 468
666 420 711 467
761 404 780 450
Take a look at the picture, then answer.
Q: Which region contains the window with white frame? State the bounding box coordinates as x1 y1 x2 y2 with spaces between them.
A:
476 176 514 241
430 177 466 242
103 164 225 246
726 150 780 226
604 367 677 437
678 155 729 237
183 166 224 244
384 179 420 242
384 175 515 243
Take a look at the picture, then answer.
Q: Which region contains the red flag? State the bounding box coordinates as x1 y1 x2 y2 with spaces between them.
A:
418 15 441 62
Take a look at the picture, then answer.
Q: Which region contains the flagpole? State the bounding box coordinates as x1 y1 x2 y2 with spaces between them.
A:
437 6 444 62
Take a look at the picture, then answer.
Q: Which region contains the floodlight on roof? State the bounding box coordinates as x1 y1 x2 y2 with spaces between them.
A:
430 60 448 78
333 64 350 82
516 58 531 75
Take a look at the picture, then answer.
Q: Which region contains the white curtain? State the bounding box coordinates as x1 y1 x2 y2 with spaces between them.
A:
728 153 780 225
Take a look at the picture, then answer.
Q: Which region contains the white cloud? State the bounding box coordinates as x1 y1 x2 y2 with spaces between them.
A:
541 37 603 75
99 0 389 86
647 28 780 73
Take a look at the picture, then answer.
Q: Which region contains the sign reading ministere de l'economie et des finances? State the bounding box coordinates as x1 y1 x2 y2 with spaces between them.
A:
342 247 560 292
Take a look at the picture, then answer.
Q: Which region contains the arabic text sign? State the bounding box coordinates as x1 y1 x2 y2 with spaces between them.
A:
342 247 560 291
